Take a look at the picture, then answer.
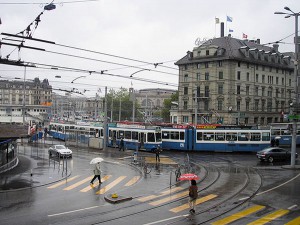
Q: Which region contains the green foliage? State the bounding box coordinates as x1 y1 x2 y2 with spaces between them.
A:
161 91 178 122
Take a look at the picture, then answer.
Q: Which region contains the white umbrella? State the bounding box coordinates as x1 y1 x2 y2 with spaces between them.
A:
90 157 104 164
275 136 281 140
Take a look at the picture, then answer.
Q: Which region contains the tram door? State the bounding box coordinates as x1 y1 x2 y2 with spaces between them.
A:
139 132 145 149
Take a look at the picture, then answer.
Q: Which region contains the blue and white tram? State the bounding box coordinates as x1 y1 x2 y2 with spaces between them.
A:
107 123 162 152
270 123 300 146
161 125 271 152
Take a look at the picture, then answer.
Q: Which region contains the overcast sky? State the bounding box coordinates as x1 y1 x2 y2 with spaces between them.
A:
0 0 299 97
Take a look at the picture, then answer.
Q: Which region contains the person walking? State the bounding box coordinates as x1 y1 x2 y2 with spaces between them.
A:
119 138 125 151
90 162 102 185
155 145 162 163
188 179 198 214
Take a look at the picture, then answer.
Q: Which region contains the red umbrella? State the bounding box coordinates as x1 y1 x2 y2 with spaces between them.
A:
178 173 199 181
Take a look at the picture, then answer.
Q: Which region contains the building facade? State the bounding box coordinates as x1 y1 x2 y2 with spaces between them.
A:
0 78 52 124
173 36 294 126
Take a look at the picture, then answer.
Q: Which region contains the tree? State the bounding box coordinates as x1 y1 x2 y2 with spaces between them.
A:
161 91 178 122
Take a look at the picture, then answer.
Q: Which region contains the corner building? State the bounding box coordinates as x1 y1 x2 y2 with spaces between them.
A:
173 36 294 125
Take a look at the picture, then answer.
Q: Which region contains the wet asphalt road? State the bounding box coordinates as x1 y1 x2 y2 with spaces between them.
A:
0 142 300 225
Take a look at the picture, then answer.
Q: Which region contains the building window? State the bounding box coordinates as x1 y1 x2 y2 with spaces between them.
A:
262 87 265 96
197 63 201 69
205 72 209 80
184 87 188 95
218 61 222 67
246 72 250 81
246 86 250 95
247 63 250 68
262 100 265 111
206 50 209 55
267 101 272 112
237 71 241 80
269 67 272 72
262 66 265 71
262 75 265 83
205 62 209 68
237 61 241 67
237 101 241 111
256 74 259 82
281 88 285 98
196 86 200 97
184 74 188 82
219 71 223 79
217 100 223 110
276 89 279 98
282 78 284 85
276 77 279 85
237 85 241 95
182 116 188 123
255 86 259 95
289 79 291 86
204 86 209 97
196 73 201 81
254 100 259 111
204 101 209 111
183 101 188 110
246 101 250 111
218 84 223 94
184 65 187 70
268 88 272 97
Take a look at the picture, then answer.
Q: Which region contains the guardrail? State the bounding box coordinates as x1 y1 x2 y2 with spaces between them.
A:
0 157 18 174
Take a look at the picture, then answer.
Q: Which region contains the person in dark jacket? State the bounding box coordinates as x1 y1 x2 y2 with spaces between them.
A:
188 179 198 214
119 138 124 151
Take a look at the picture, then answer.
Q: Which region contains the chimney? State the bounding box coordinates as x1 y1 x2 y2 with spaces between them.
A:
256 39 260 44
187 51 193 60
220 22 224 37
273 43 279 52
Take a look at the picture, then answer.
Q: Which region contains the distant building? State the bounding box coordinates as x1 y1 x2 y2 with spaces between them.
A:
0 78 52 125
173 36 295 125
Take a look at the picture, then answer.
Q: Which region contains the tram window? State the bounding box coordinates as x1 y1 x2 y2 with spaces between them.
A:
180 132 185 140
262 132 270 141
109 130 112 137
271 129 280 135
226 133 237 141
283 130 291 135
65 126 70 130
162 131 170 139
238 132 249 141
148 132 155 142
215 133 225 141
171 131 179 140
156 133 162 142
203 132 214 141
90 128 95 135
250 133 261 141
118 130 124 139
132 131 138 140
125 131 131 139
70 126 75 129
100 129 103 137
197 132 203 141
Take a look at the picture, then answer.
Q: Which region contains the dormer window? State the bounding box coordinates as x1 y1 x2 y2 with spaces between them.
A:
206 50 209 55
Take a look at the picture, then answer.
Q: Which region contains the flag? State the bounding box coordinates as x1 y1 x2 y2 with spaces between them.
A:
215 17 220 24
229 29 234 33
243 33 248 39
227 16 233 22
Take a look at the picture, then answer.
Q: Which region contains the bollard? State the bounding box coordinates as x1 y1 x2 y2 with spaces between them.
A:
30 169 33 176
133 151 137 164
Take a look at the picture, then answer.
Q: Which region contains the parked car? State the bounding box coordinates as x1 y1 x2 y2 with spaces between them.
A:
256 147 298 163
48 145 72 158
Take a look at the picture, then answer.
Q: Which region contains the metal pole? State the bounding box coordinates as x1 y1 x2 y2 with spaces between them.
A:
103 87 108 150
119 97 121 121
291 13 299 168
23 66 26 125
133 97 135 122
194 89 197 125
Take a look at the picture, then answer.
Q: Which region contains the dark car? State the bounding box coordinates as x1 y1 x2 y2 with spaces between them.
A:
257 147 298 163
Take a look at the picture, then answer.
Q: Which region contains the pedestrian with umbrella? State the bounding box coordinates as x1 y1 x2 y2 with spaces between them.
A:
90 158 103 185
188 179 198 214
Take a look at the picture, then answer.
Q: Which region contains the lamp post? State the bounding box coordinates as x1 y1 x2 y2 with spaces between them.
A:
23 66 27 125
275 7 299 168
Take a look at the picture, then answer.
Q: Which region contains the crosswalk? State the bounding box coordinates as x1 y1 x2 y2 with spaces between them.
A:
47 176 300 224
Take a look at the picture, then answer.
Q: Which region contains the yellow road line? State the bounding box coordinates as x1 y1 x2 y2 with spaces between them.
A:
80 175 112 192
96 176 126 195
247 209 289 225
125 176 140 186
170 194 217 213
285 216 300 225
63 176 93 191
138 187 183 202
47 175 80 189
211 205 265 225
150 190 189 206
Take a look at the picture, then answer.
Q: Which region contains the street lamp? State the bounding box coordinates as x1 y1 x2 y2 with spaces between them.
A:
275 7 299 168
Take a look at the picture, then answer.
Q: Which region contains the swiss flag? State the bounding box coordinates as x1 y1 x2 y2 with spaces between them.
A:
243 33 248 39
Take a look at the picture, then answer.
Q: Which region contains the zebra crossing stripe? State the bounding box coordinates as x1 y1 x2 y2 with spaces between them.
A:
47 175 80 189
211 205 265 225
138 187 183 202
285 216 300 225
149 191 189 206
125 176 140 186
63 176 94 191
170 194 217 213
96 176 126 195
247 209 289 225
80 175 112 192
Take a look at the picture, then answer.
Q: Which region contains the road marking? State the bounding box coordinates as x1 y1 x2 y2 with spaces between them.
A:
48 205 99 217
287 205 298 210
170 194 217 213
247 209 289 225
63 176 93 191
47 175 80 189
138 187 183 202
211 205 265 225
149 190 189 206
96 176 126 195
257 173 300 196
285 216 300 225
79 175 111 192
125 176 140 186
142 214 189 225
